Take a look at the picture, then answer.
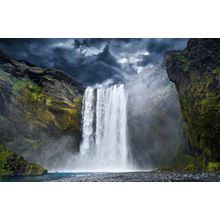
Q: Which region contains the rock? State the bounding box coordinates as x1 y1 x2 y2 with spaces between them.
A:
165 39 220 168
0 51 84 170
0 116 17 142
0 144 47 175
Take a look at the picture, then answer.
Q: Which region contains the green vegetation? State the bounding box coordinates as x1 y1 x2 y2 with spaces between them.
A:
165 39 220 172
159 154 220 172
0 52 84 171
176 53 190 72
12 78 43 103
10 77 82 131
207 162 220 171
213 66 220 76
176 53 189 63
159 148 197 172
179 75 220 161
0 144 47 175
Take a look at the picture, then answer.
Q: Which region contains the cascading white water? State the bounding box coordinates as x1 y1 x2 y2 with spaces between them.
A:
48 67 185 172
79 84 132 170
80 88 96 155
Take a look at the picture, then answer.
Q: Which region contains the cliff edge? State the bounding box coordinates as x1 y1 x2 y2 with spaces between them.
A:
165 39 220 170
0 51 84 171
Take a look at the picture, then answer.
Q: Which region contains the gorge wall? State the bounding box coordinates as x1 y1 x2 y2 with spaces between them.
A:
0 144 46 175
0 51 84 171
165 39 220 171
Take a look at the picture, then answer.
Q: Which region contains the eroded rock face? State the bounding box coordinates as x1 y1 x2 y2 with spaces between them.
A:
165 39 220 167
0 144 47 175
0 51 84 170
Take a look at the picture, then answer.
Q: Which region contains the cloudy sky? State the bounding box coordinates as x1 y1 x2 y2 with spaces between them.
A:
0 39 187 86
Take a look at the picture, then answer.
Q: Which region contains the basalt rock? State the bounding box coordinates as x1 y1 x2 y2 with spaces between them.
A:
0 144 47 175
165 39 220 170
0 51 84 170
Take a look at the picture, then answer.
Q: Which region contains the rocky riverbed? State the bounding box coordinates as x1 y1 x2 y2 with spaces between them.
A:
1 171 220 182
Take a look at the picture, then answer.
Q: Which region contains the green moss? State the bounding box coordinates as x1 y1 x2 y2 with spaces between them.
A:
176 54 188 63
51 100 82 131
12 78 43 103
0 144 47 176
158 146 219 172
213 67 220 76
10 77 82 132
176 154 195 165
159 146 198 172
0 54 84 170
176 68 220 161
176 53 190 72
207 162 220 171
173 153 196 171
0 145 13 173
166 42 220 169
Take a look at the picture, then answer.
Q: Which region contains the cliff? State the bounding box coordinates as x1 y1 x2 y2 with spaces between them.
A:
0 51 84 171
165 39 220 171
0 144 46 175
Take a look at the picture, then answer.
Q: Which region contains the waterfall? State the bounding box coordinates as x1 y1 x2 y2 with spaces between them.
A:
79 84 132 171
80 88 96 155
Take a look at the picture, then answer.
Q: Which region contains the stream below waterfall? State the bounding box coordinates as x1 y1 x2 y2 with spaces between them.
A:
1 172 220 182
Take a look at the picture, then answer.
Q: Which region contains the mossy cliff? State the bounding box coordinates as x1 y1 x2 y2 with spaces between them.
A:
165 39 220 171
0 51 84 171
0 144 47 175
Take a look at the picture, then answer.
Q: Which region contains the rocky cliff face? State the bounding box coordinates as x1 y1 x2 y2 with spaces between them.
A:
165 39 220 170
0 51 84 170
0 144 46 175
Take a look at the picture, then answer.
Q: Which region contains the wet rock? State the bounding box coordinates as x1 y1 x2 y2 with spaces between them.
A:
0 51 84 170
165 39 220 168
0 144 47 176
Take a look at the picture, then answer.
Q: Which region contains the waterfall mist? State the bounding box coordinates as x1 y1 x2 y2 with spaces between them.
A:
50 66 187 172
126 65 187 169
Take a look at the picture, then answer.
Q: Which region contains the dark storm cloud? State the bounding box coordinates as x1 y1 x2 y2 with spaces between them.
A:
73 38 140 48
0 38 187 85
147 39 186 53
136 39 187 67
73 38 106 48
